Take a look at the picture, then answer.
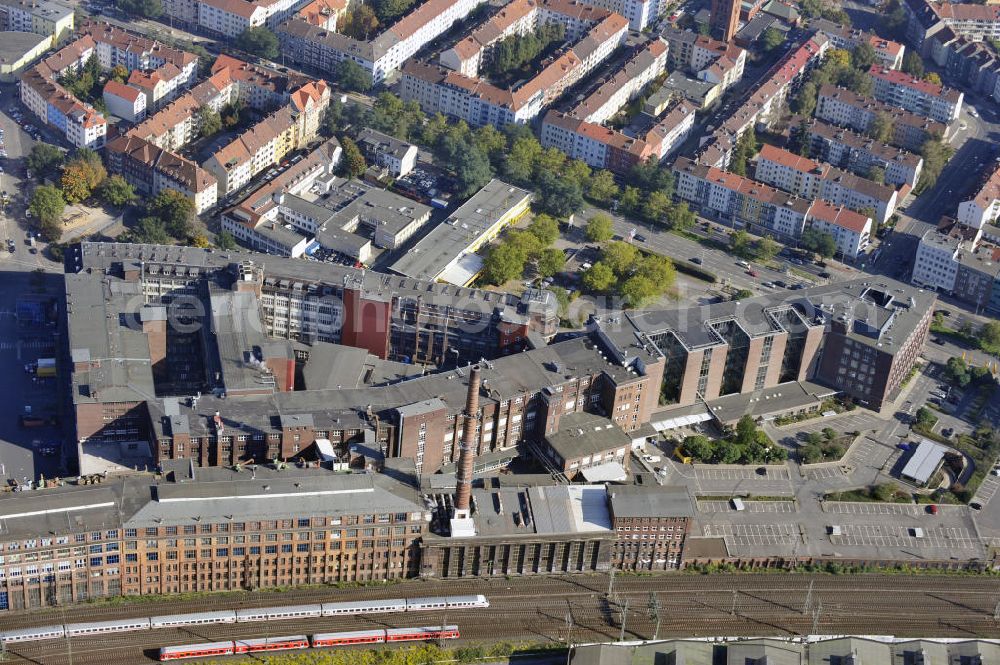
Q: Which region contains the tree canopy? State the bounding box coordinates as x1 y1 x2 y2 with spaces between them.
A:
30 185 66 242
235 27 279 60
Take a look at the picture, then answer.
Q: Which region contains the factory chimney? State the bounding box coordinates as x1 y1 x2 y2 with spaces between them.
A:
454 364 481 515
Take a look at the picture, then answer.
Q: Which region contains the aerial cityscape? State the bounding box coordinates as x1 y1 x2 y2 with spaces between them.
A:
1 0 1000 660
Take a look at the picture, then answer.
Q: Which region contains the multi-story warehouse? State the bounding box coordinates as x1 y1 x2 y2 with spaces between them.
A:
607 486 694 571
0 464 431 611
868 65 963 123
276 0 481 84
810 18 905 69
815 84 949 152
797 115 924 188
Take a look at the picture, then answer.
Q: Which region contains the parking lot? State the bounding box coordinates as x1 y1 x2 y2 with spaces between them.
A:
699 499 797 514
829 524 978 550
804 466 848 480
696 466 790 480
823 502 932 516
702 522 799 547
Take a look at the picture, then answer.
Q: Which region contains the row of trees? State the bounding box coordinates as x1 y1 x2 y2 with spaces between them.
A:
58 54 104 104
27 146 139 241
117 0 162 18
682 415 788 465
127 190 199 245
729 229 782 262
323 93 683 222
480 214 563 285
944 356 997 388
486 23 565 81
580 241 676 308
235 27 280 60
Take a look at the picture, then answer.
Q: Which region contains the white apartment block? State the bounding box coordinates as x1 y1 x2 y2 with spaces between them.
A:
755 144 827 199
585 0 666 30
0 0 73 42
439 0 539 77
818 169 898 227
102 80 146 123
803 117 924 189
957 161 1000 229
869 66 963 123
805 200 872 260
912 229 963 293
193 0 300 38
278 0 480 84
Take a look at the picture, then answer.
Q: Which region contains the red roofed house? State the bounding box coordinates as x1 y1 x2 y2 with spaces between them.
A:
805 200 873 260
103 79 147 123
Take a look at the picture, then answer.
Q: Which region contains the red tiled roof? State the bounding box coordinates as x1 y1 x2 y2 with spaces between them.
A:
104 80 143 103
808 200 871 233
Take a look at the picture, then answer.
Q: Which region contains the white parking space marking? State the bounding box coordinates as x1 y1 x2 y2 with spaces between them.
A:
698 500 797 514
805 466 846 480
695 467 790 480
823 502 921 515
973 475 1000 506
703 523 798 546
829 524 977 549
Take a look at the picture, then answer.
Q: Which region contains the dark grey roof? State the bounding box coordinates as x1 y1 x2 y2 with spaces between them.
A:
544 412 632 461
607 485 695 519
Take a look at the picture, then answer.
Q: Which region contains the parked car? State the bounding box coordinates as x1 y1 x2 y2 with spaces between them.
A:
926 504 938 515
690 256 703 264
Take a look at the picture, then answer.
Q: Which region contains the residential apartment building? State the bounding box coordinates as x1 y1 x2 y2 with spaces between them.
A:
608 486 694 571
399 1 628 129
810 18 905 69
673 156 813 239
0 0 73 42
277 0 481 84
105 134 219 213
660 27 746 95
102 79 146 123
815 84 948 152
929 30 1000 100
913 229 963 293
869 65 963 123
799 115 924 188
900 0 1000 56
439 0 541 77
957 160 1000 228
695 35 828 169
754 144 899 226
912 227 1000 312
356 128 418 178
805 199 873 260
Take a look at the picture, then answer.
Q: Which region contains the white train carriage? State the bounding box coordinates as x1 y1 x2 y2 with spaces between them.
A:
65 617 151 637
311 628 387 647
150 610 238 629
235 604 322 622
445 594 489 609
321 598 407 616
405 596 449 611
0 625 66 643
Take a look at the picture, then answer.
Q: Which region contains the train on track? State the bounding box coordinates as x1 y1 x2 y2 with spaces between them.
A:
159 626 460 661
0 595 487 644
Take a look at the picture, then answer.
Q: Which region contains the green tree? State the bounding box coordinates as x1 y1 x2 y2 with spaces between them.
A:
235 27 279 60
851 42 877 70
536 247 566 278
668 202 697 230
643 190 672 224
795 81 818 117
585 213 614 243
762 26 785 51
504 136 542 184
60 157 107 204
198 106 222 138
371 0 415 23
902 51 924 78
582 262 615 292
528 214 559 246
683 434 714 461
731 288 753 300
339 4 379 39
453 144 493 198
588 170 619 204
26 143 64 177
321 99 344 137
637 254 675 291
800 227 837 257
110 64 129 83
481 241 527 285
536 171 584 218
472 125 507 163
982 321 1000 351
340 137 366 178
924 72 942 86
873 483 898 502
915 407 936 428
337 59 372 92
755 235 780 261
98 175 136 206
735 414 757 446
946 356 971 387
602 241 640 276
619 186 641 215
117 0 162 18
621 275 658 308
29 185 65 241
822 427 837 440
867 165 886 184
728 128 758 176
917 137 954 193
730 229 752 257
149 189 195 239
216 229 237 250
132 216 169 245
806 431 824 446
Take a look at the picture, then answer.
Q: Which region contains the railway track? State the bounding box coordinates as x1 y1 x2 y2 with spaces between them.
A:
4 573 1000 664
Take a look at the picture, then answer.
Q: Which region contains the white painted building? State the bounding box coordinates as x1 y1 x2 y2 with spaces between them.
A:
912 229 963 293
